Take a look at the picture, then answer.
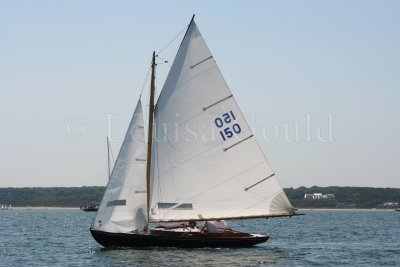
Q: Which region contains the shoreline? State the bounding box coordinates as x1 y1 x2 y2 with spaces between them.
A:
10 207 79 210
5 207 397 212
298 208 397 211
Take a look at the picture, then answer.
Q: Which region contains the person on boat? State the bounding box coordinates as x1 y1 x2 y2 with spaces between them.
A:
188 220 197 229
203 220 227 233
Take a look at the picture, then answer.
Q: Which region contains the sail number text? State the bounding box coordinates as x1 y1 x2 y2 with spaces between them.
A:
214 111 241 141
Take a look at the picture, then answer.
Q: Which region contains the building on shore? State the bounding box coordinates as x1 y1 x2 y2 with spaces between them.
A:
376 202 399 209
304 193 336 200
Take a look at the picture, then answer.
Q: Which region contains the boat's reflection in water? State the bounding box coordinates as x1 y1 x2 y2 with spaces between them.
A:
95 245 289 266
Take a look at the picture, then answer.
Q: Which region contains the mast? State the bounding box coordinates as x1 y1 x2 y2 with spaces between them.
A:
106 137 111 179
146 51 156 221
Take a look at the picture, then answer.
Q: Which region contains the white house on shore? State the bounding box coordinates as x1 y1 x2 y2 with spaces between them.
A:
304 193 336 200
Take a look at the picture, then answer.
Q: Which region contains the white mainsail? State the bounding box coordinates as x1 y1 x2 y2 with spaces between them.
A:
149 20 294 222
93 100 147 233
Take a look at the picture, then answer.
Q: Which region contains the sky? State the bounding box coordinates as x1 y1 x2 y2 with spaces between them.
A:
0 1 399 188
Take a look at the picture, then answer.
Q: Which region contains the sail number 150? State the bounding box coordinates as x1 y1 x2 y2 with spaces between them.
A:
214 111 241 141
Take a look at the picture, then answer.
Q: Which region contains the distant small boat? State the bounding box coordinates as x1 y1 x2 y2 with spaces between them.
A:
396 208 400 212
81 203 98 212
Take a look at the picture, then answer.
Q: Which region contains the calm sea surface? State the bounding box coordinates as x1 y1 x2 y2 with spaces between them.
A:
0 209 399 266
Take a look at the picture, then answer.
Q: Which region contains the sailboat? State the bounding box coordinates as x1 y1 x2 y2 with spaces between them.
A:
80 203 99 212
90 16 300 248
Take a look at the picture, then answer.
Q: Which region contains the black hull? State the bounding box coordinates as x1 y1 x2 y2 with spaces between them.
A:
90 229 269 248
81 208 98 212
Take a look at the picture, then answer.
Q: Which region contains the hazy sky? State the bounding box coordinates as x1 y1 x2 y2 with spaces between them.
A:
1 1 399 188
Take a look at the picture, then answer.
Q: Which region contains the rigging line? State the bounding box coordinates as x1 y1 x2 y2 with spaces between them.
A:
155 68 159 102
155 119 165 219
153 73 178 212
156 55 169 64
157 25 188 56
109 143 115 164
139 65 152 98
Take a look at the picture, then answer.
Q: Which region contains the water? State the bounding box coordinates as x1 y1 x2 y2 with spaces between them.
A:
1 209 399 266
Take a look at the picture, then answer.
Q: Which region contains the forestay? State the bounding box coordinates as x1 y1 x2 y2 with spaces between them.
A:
93 100 147 233
149 20 294 222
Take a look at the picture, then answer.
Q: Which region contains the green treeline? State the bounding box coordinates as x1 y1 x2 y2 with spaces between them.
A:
0 186 399 208
285 186 400 208
0 187 104 207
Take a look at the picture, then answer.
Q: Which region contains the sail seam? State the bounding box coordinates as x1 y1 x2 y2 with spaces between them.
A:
155 128 253 177
155 128 255 179
156 91 234 141
190 56 213 69
202 95 233 111
223 135 254 152
153 160 266 213
244 173 275 191
233 190 282 217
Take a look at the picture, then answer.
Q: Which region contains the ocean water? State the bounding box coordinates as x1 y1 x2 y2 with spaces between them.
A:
0 209 399 266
